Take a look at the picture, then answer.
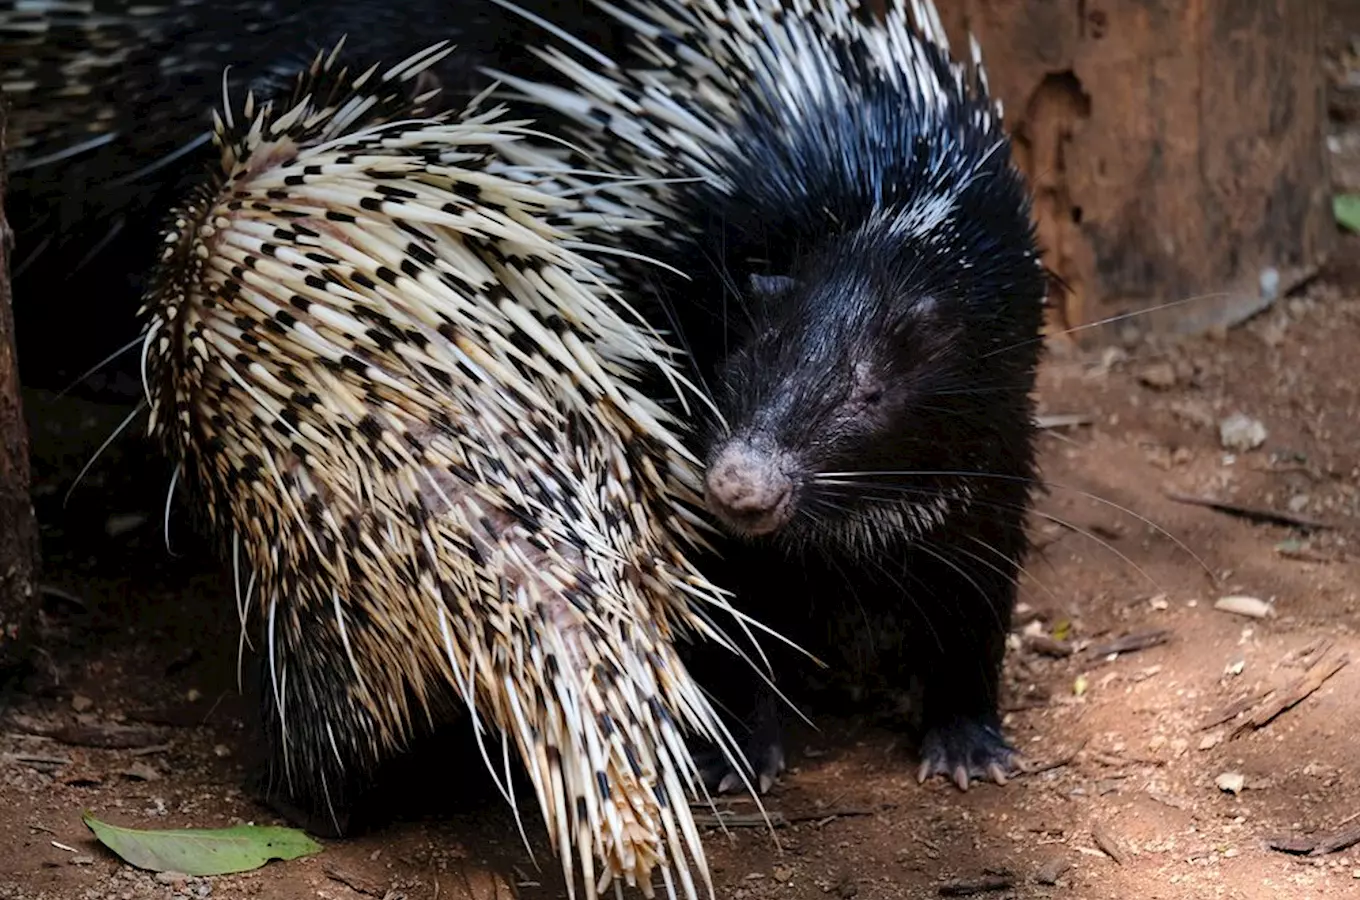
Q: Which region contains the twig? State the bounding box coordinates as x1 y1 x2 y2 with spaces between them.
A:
1021 739 1088 776
1231 652 1350 739
937 875 1014 896
1087 629 1172 658
2 753 72 767
1266 824 1360 857
692 804 890 830
1091 822 1127 864
1164 490 1335 531
1199 691 1272 731
691 811 787 829
323 864 383 897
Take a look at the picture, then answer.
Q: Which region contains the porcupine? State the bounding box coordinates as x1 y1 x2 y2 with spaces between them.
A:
483 0 1051 794
0 0 627 400
135 37 778 900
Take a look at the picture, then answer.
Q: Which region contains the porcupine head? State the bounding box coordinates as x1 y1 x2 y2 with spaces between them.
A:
690 28 1051 559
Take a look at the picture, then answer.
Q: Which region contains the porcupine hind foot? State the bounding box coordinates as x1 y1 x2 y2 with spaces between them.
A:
916 714 1019 792
694 686 786 795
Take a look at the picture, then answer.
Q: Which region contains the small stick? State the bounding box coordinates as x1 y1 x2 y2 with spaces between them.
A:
1164 490 1334 531
937 875 1014 896
1231 652 1350 738
1199 690 1273 730
1265 824 1360 857
1087 629 1172 658
2 753 72 767
323 865 383 898
1020 738 1088 776
1091 822 1127 865
692 804 891 829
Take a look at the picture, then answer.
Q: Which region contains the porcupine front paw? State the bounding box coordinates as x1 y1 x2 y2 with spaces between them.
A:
916 716 1019 792
695 689 786 796
696 729 786 796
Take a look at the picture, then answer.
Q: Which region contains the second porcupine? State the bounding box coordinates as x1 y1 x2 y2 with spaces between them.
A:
139 38 773 900
487 0 1051 793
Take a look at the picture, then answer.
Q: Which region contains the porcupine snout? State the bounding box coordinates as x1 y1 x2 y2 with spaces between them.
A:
704 439 796 536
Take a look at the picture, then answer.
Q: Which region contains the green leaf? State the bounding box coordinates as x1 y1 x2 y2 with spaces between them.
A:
1336 194 1360 233
82 813 322 876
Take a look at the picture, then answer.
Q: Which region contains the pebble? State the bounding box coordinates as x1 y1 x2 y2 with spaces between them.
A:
1137 361 1178 389
1216 772 1246 795
1218 413 1267 451
1214 596 1274 619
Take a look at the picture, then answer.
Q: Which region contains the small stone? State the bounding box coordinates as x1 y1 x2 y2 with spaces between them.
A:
1198 733 1222 751
1216 772 1246 795
154 872 189 885
1035 857 1071 885
70 694 93 713
1169 399 1216 429
1214 596 1274 619
1287 494 1310 513
69 855 95 866
1137 361 1177 390
772 865 792 883
1218 413 1267 452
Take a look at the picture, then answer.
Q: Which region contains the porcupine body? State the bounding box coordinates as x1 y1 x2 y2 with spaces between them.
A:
139 38 769 900
486 0 1050 793
0 0 625 400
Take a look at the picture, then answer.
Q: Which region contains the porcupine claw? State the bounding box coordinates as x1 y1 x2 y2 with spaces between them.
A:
915 717 1020 792
698 687 786 796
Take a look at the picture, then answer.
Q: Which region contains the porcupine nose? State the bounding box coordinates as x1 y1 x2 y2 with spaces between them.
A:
704 440 795 536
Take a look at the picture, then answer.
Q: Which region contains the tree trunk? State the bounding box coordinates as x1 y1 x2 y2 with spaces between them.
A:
0 99 41 680
933 0 1336 342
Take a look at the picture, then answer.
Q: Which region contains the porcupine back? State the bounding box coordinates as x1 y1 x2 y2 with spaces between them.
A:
0 0 628 399
140 39 767 900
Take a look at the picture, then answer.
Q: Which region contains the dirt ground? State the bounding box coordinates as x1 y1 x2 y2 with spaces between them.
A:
3 253 1359 900
4 25 1360 900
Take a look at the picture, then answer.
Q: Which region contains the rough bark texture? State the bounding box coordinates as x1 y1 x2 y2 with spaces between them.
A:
932 0 1335 341
0 100 41 680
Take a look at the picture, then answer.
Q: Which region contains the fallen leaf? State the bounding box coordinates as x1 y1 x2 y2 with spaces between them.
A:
1335 194 1360 233
83 813 321 876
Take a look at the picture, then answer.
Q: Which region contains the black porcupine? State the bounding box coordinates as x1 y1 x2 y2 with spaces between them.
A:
136 37 775 900
486 0 1051 793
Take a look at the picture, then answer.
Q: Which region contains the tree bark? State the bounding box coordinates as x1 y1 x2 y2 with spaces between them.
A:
932 0 1336 341
0 99 41 680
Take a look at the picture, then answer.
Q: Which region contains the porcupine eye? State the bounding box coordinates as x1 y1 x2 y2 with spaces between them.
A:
849 363 885 410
